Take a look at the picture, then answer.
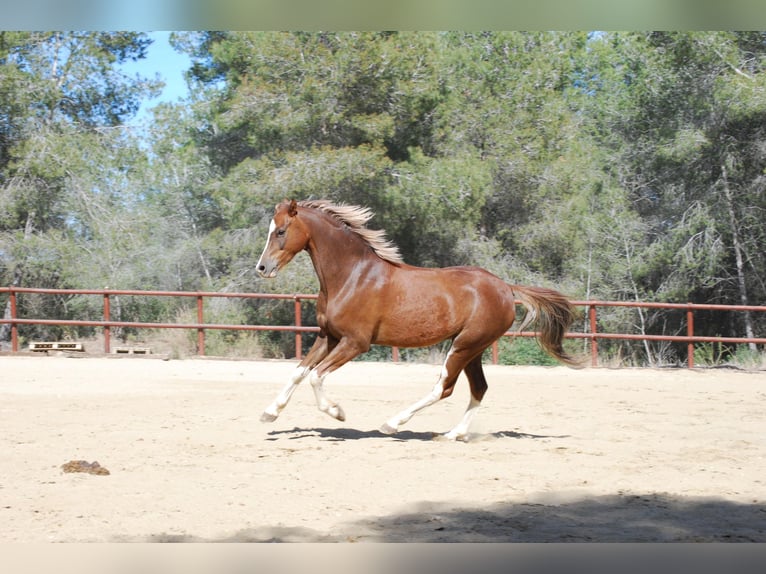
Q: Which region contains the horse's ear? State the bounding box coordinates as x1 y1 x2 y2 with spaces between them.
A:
288 199 298 217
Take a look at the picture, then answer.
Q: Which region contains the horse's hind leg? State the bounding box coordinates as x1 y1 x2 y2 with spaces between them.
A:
379 344 468 436
260 335 331 422
443 355 488 441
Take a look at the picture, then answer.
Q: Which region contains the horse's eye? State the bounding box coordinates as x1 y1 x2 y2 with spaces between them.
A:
276 229 286 237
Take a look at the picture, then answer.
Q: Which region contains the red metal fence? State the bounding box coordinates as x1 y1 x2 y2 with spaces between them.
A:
2 286 765 368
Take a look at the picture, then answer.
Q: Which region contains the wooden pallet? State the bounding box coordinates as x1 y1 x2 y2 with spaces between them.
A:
29 341 84 352
112 346 151 355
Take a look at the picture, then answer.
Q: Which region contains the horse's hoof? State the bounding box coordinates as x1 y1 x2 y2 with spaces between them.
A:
440 430 469 442
379 422 397 435
260 411 278 423
328 404 346 422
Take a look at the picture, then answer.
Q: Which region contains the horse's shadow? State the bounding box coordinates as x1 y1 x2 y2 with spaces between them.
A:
266 426 568 442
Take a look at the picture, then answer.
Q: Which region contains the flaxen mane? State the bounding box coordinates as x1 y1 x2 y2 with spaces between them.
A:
299 200 404 264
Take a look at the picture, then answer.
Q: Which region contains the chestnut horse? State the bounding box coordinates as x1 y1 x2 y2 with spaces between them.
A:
256 199 578 440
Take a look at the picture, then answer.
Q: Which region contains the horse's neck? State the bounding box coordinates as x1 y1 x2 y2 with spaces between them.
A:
304 212 382 295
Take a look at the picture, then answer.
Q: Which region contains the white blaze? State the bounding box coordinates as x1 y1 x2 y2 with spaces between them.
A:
257 219 277 272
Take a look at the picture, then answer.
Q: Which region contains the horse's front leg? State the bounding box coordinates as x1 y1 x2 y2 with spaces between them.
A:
308 368 345 421
260 336 329 422
308 336 368 421
259 365 310 422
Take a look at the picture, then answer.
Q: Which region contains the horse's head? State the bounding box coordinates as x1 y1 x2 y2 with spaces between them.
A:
256 200 310 278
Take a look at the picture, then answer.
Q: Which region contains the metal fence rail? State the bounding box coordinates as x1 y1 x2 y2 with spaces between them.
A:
2 287 765 367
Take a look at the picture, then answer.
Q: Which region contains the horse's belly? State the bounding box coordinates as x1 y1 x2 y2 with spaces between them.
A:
374 326 453 348
372 299 463 348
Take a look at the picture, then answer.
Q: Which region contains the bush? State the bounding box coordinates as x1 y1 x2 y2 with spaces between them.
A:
494 336 561 366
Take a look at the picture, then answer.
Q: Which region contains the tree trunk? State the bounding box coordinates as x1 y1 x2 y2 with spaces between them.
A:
721 165 757 352
623 237 656 366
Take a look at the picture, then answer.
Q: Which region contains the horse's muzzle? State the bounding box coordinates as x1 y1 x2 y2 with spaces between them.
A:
256 261 279 278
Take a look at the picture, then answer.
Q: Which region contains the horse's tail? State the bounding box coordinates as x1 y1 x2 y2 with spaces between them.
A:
511 285 582 367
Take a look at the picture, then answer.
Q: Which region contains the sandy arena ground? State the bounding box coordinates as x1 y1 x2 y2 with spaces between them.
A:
0 354 764 542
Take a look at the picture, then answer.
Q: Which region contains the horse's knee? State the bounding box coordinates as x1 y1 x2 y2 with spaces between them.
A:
309 368 326 388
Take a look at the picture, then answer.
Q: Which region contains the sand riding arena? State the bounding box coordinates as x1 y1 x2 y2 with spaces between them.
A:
1 355 764 542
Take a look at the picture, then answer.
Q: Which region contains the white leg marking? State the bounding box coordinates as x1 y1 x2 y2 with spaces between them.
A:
260 365 309 422
380 348 455 435
380 379 445 434
443 396 482 441
309 369 345 421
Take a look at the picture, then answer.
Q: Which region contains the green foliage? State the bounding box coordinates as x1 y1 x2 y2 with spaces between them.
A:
494 337 560 367
728 345 766 370
693 341 732 367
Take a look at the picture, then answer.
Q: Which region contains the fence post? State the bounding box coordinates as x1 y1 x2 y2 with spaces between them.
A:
491 340 499 365
294 296 302 360
687 304 695 369
589 304 598 367
10 287 18 352
103 292 111 354
197 295 205 356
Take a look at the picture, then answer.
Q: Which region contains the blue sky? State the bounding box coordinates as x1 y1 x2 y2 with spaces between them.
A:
120 31 192 125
